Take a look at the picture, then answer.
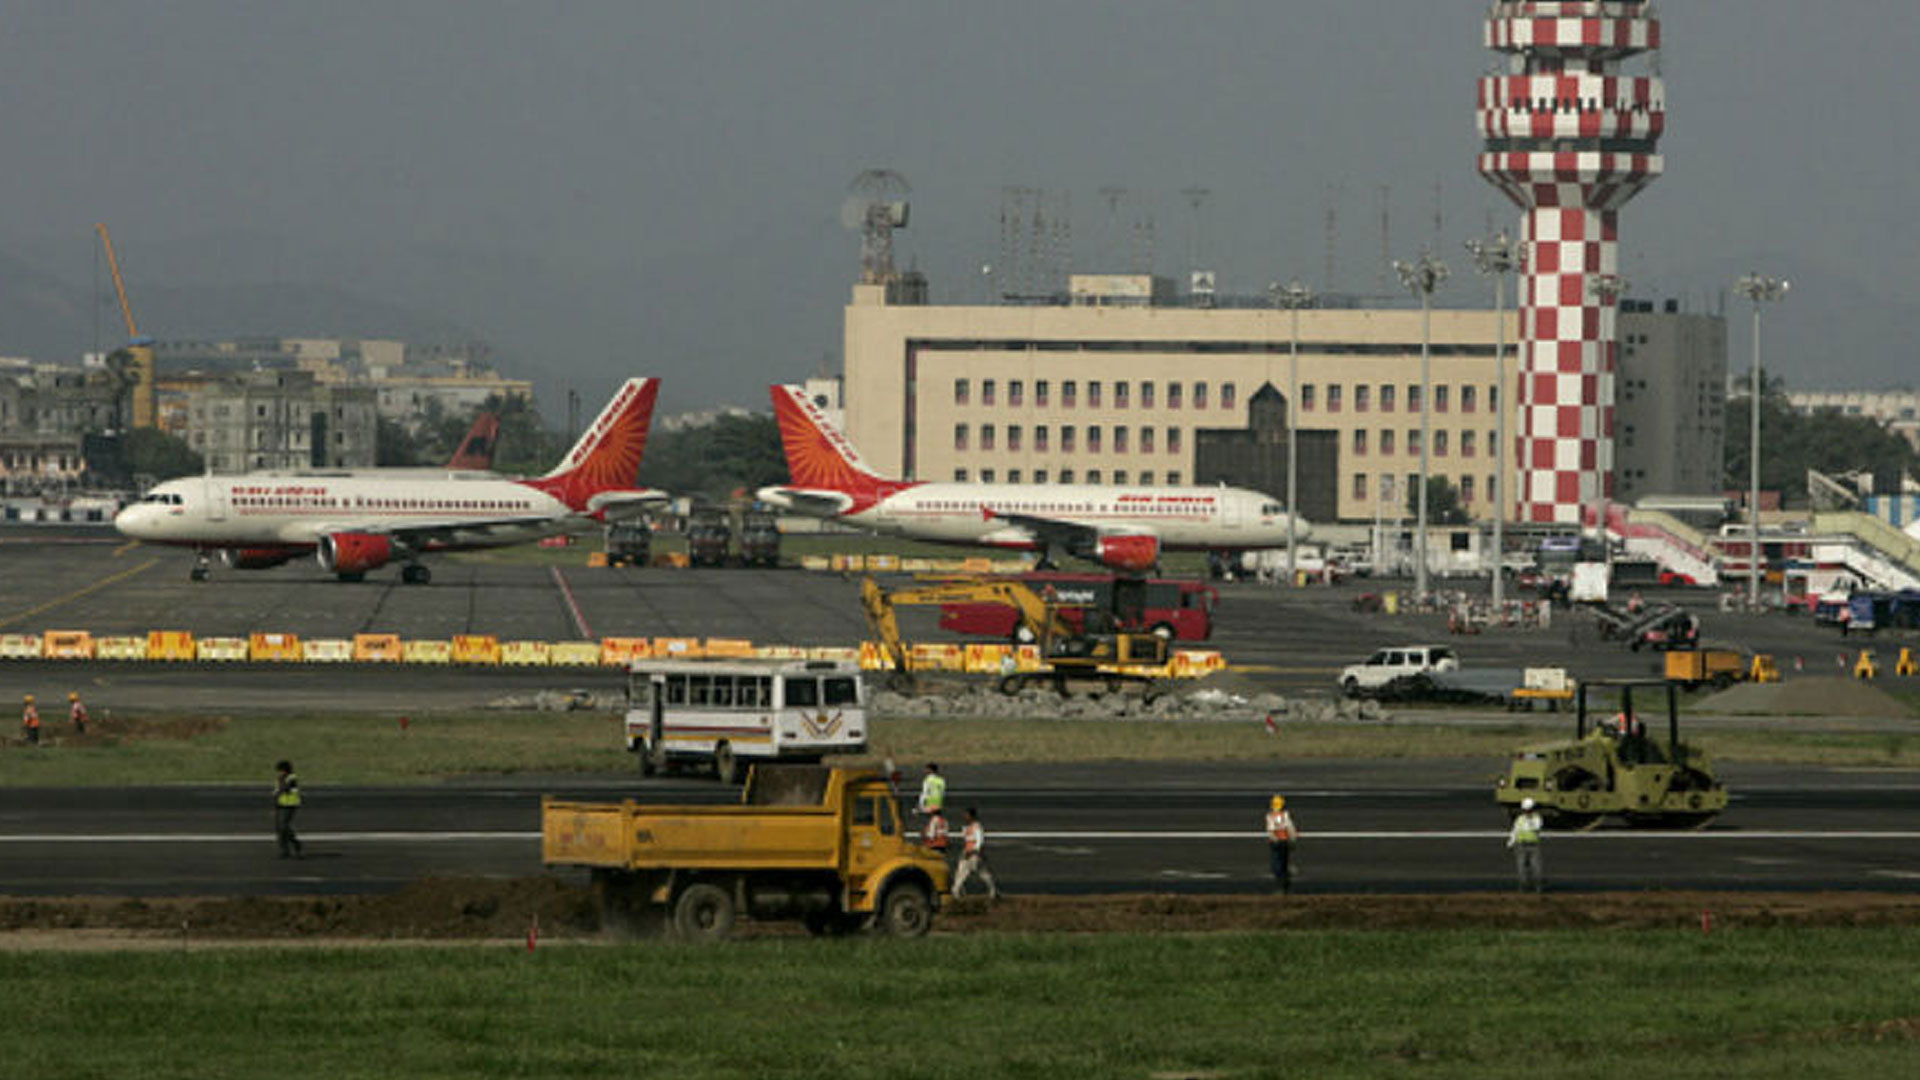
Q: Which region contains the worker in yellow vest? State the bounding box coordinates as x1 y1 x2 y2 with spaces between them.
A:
1508 797 1545 893
21 694 40 746
273 759 304 859
1265 795 1299 893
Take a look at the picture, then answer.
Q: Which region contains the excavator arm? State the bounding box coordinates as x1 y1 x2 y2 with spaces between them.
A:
860 576 1077 673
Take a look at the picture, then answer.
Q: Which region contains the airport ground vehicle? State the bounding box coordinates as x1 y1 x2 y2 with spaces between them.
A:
687 517 732 567
1663 648 1747 690
862 576 1171 695
1494 679 1728 830
543 765 947 940
937 572 1217 643
603 521 651 567
624 659 867 784
739 508 781 567
1338 645 1458 698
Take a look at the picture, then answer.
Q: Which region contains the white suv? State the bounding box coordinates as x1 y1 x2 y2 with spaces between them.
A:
1339 645 1459 697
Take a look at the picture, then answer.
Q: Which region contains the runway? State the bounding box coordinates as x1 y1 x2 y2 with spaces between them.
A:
4 761 1918 897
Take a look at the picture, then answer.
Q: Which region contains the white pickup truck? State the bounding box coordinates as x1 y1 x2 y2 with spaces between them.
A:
1339 645 1460 697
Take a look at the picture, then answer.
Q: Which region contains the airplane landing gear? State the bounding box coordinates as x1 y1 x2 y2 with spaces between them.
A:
401 563 432 585
191 552 212 582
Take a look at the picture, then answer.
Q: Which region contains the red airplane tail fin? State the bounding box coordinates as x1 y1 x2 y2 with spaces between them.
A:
445 413 500 470
769 384 895 496
522 378 658 510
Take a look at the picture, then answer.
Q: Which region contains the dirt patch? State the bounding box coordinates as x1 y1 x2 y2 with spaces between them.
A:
1699 676 1913 718
4 879 1920 947
15 713 229 750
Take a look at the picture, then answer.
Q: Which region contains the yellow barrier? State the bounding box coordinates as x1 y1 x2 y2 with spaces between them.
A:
550 642 605 667
353 634 404 663
900 558 936 573
961 557 993 573
964 643 1012 674
403 640 453 664
1013 644 1043 673
1751 654 1781 683
867 555 900 573
587 552 609 568
451 635 502 665
651 637 703 660
703 638 755 659
501 641 554 666
1898 648 1918 678
303 639 355 663
94 636 149 661
196 637 249 662
754 645 808 660
858 641 886 670
908 643 963 672
1855 649 1879 680
799 555 831 572
41 630 95 660
248 632 303 662
658 552 690 569
810 646 861 663
0 634 43 660
600 637 651 667
146 631 195 661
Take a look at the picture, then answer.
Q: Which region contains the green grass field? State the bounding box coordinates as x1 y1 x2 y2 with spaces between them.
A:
5 930 1918 1078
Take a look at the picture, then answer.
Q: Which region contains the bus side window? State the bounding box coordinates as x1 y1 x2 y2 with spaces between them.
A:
787 677 819 708
823 677 859 707
664 675 688 706
689 675 712 706
629 677 654 706
711 676 734 708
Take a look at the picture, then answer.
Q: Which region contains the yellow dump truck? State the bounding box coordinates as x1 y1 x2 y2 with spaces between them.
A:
1663 648 1747 690
542 765 949 940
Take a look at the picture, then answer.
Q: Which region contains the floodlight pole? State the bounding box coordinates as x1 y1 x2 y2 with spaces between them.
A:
1466 232 1516 611
1734 273 1789 608
1394 252 1448 600
1271 280 1314 587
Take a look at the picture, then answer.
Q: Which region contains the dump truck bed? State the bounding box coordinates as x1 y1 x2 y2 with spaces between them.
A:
543 798 848 872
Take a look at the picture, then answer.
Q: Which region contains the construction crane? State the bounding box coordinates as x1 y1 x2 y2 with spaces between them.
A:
859 576 1170 697
94 223 157 429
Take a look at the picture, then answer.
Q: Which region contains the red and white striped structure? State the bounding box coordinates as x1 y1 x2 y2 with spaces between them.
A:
1477 1 1663 524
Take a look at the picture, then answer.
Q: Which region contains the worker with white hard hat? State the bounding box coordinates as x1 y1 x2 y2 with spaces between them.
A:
1265 795 1299 893
1508 797 1546 893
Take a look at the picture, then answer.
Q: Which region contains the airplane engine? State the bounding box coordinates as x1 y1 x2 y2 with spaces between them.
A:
218 547 305 571
318 532 396 574
1095 534 1160 573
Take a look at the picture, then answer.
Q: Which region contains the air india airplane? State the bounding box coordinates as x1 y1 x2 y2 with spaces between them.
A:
115 378 666 584
444 411 501 470
755 384 1308 573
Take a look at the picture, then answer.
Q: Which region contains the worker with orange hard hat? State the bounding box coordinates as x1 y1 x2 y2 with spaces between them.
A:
68 691 88 736
21 694 40 746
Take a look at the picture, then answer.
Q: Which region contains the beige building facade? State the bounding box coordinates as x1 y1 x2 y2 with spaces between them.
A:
842 283 1724 524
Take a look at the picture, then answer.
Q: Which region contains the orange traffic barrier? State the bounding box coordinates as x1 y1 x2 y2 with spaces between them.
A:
352 633 404 663
41 630 95 660
702 638 755 659
248 632 303 662
600 637 651 667
145 631 195 661
451 635 502 665
650 637 703 660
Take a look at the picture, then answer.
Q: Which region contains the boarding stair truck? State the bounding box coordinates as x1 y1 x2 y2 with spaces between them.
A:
542 765 949 940
1494 679 1728 830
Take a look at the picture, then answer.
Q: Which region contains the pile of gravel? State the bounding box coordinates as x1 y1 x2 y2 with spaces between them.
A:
1697 675 1914 718
872 680 1382 723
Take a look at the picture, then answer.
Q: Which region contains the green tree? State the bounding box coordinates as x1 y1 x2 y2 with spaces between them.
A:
1407 475 1469 525
639 413 786 502
120 428 203 482
1725 374 1920 505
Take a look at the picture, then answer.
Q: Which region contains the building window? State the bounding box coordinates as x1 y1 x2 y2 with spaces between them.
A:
1141 382 1155 408
954 468 969 481
1301 385 1315 411
1435 431 1449 457
1060 468 1075 483
1436 386 1450 413
981 468 995 483
1140 427 1155 453
1063 380 1077 408
1008 468 1022 483
1381 429 1396 455
1407 430 1421 455
1088 381 1103 408
1009 379 1024 407
1114 468 1128 484
1461 475 1476 503
1407 384 1422 413
1140 471 1154 485
1061 425 1076 453
1353 429 1368 455
1115 381 1130 409
954 378 970 405
1167 428 1182 454
1087 426 1103 453
1087 469 1102 484
1114 427 1129 453
1355 385 1371 413
1035 426 1049 451
1326 385 1342 413
1168 383 1183 410
1353 473 1368 500
1036 379 1050 407
1193 382 1208 409
1222 382 1236 410
1034 469 1048 483
981 423 996 451
982 379 997 406
1167 471 1182 485
1461 386 1477 413
1462 431 1477 458
954 424 969 450
1008 424 1023 451
1381 384 1396 412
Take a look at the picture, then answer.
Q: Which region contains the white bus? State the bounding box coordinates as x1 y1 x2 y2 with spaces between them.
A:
625 659 868 783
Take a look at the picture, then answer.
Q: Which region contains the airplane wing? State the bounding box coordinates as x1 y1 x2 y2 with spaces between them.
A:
287 513 581 550
588 489 672 521
983 508 1154 560
759 486 855 517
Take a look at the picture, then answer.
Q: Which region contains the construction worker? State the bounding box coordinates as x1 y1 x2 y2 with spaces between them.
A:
1265 795 1298 893
1508 797 1545 893
923 806 951 861
273 759 304 859
917 762 946 818
951 807 1000 899
67 691 88 736
21 694 40 746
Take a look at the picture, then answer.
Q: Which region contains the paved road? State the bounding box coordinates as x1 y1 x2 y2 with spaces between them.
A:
4 761 1918 898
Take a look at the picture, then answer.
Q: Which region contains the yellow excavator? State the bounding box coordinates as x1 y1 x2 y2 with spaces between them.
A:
859 576 1171 697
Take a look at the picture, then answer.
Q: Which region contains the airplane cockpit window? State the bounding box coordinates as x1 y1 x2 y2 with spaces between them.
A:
1261 503 1283 515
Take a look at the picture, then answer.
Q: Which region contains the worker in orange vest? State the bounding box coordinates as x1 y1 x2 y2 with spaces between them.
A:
21 694 41 746
923 806 951 861
1266 795 1299 893
68 691 88 736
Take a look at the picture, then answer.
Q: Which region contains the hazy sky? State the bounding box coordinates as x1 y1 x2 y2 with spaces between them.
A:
2 1 1912 415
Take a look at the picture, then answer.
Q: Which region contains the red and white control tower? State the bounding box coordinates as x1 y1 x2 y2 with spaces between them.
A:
1477 1 1663 524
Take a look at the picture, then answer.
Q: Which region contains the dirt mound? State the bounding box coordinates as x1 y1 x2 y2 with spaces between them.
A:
1699 676 1912 718
5 879 1920 946
20 713 229 750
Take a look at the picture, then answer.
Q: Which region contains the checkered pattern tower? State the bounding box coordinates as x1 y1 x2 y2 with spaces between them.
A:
1477 1 1663 524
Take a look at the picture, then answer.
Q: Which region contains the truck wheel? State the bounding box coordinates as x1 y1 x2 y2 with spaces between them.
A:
714 744 739 785
674 883 736 941
876 880 934 937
